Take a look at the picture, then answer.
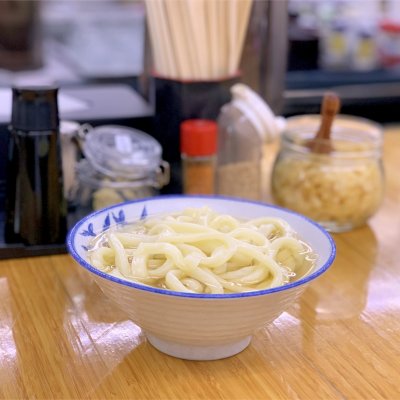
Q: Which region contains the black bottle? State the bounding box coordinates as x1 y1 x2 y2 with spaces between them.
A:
4 86 67 245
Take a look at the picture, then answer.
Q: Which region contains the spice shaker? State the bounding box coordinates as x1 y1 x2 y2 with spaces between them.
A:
180 119 217 195
216 84 285 200
4 86 67 245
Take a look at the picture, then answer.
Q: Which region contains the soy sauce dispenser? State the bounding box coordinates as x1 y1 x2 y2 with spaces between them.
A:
4 87 67 245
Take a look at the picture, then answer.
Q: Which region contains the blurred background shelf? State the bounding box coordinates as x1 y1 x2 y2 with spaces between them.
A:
286 68 400 90
2 0 400 120
284 69 400 122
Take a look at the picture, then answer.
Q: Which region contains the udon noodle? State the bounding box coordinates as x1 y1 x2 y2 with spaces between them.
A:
88 207 316 294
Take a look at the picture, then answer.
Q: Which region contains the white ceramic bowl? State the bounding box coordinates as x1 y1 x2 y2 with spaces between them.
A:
67 195 336 360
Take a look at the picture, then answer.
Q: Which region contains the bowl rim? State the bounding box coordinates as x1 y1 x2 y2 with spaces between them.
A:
67 195 336 299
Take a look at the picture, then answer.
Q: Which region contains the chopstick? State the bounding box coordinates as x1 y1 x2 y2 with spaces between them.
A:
147 0 175 76
206 0 219 79
164 0 192 79
179 0 200 78
231 0 252 76
145 0 165 74
228 0 239 75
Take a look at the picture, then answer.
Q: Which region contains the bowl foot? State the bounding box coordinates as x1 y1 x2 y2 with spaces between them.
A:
146 334 252 361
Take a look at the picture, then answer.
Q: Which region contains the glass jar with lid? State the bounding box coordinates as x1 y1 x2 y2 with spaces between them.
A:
271 115 384 232
76 125 169 211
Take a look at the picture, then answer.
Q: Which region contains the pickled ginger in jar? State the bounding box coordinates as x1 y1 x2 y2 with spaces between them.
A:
271 115 384 232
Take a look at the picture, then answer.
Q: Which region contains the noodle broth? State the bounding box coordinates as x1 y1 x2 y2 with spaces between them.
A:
88 207 317 294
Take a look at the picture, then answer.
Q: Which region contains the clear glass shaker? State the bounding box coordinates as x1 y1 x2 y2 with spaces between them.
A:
271 115 384 232
216 84 284 201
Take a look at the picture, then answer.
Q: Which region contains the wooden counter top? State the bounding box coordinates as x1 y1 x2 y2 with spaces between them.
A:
1 129 400 399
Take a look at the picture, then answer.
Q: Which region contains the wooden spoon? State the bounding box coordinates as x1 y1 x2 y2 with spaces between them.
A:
309 92 341 154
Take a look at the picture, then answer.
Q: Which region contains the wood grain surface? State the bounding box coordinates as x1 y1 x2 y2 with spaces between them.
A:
1 129 400 399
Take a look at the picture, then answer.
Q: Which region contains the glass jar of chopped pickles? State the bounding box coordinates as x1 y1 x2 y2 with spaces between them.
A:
271 115 384 232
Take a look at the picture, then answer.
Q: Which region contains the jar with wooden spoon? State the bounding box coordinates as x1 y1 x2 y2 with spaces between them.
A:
271 94 384 232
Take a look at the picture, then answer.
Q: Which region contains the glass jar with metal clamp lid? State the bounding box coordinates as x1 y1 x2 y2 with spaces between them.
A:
76 125 170 211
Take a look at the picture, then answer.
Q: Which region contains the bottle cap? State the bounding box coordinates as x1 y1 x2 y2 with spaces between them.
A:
230 83 286 142
180 119 217 157
11 86 59 131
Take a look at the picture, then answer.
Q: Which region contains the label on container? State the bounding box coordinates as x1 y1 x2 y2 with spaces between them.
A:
114 134 133 154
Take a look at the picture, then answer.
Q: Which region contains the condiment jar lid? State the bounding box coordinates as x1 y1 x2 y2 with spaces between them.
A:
83 125 162 179
11 86 59 131
60 120 80 138
230 83 285 142
180 119 217 157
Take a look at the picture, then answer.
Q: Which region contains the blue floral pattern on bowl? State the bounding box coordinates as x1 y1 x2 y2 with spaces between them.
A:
79 207 132 251
77 206 151 251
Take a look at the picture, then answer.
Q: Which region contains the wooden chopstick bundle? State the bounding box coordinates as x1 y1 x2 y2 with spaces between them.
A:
145 0 253 80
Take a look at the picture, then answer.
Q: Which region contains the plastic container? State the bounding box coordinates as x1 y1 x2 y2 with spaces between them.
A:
77 125 169 211
180 119 217 195
351 28 378 71
271 115 384 232
216 84 284 200
320 20 350 70
378 20 400 68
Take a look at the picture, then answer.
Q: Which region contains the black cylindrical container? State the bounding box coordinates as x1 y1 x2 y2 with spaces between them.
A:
4 86 67 245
